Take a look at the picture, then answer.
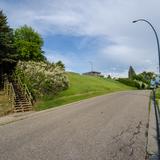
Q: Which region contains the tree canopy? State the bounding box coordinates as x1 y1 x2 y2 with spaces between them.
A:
14 25 45 61
133 71 155 84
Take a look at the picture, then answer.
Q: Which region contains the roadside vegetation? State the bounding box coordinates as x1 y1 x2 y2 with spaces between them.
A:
0 91 11 116
156 88 160 106
117 66 155 89
15 61 69 99
0 10 69 113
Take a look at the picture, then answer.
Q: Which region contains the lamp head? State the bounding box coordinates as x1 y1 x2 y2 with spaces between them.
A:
132 20 138 23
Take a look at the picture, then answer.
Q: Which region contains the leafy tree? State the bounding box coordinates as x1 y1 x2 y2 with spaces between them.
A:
134 71 155 85
128 66 136 79
14 25 45 61
140 71 155 81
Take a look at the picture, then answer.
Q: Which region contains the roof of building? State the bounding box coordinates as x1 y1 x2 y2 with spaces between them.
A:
83 71 101 74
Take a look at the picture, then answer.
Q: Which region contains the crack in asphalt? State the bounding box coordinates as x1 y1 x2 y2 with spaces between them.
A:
109 121 143 160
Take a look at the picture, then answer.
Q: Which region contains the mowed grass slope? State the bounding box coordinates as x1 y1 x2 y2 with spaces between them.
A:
35 72 134 110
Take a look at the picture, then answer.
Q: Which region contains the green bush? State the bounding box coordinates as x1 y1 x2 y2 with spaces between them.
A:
141 83 145 89
15 61 69 99
117 78 141 89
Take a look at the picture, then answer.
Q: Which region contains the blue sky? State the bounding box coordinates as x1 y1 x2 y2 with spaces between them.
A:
44 34 113 72
1 0 160 77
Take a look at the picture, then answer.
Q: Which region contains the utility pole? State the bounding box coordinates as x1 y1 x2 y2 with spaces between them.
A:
89 61 93 72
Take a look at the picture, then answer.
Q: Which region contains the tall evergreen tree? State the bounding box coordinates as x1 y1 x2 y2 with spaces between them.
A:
128 66 136 79
0 10 17 88
0 10 16 63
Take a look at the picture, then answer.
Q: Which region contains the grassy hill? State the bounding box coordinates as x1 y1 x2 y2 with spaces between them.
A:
35 72 134 110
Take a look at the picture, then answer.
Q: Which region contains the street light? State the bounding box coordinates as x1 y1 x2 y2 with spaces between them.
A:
132 19 160 74
133 20 160 156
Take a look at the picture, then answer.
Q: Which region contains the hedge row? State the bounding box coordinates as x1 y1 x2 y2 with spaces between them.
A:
117 78 141 89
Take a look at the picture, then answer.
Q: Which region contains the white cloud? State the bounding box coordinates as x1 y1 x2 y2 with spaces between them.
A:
102 44 153 66
2 0 158 37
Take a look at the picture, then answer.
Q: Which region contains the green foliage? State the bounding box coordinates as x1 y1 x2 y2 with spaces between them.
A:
128 66 154 88
55 60 65 70
128 66 136 79
131 71 155 88
0 10 16 63
141 83 145 89
107 75 111 79
156 88 160 99
15 61 69 99
137 71 155 84
14 25 45 61
118 78 141 89
35 72 134 110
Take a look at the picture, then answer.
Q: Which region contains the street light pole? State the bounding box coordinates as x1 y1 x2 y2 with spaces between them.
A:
133 19 160 158
133 19 160 74
89 61 93 72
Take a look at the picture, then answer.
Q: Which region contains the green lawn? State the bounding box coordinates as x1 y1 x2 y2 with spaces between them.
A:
35 72 135 110
156 88 160 98
155 88 160 105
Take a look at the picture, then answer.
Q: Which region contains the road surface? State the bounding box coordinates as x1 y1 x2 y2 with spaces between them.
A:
0 90 150 160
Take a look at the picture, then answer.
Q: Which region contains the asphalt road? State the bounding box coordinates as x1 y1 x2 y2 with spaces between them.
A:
0 90 150 160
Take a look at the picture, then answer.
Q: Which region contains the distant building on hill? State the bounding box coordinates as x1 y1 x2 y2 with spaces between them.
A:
83 71 104 77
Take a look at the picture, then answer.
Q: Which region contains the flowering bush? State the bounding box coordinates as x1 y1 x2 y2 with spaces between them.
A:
15 61 69 99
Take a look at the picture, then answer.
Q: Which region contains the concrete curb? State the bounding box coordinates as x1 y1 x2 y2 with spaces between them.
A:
147 102 159 159
0 111 35 126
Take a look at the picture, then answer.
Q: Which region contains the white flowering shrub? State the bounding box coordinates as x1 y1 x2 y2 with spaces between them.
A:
15 61 69 99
